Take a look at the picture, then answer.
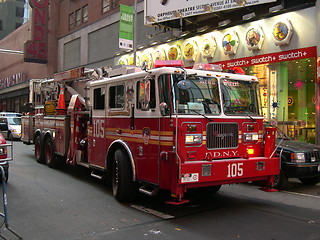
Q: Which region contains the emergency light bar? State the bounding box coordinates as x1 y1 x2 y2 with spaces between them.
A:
154 60 184 68
193 63 222 72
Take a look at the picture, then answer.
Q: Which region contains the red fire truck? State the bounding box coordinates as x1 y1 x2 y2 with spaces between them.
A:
22 61 279 204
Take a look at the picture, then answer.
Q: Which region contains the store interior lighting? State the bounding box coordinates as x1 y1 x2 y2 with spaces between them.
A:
203 4 212 12
242 12 256 20
269 5 283 13
149 40 159 46
218 19 231 27
165 36 175 42
197 25 210 33
180 31 190 37
137 44 145 50
172 11 182 18
145 15 156 23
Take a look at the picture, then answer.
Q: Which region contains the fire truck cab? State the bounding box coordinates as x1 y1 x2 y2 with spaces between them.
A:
22 62 279 203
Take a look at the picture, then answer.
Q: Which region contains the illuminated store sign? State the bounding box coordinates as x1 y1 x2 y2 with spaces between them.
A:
144 0 276 25
214 47 316 69
24 0 49 64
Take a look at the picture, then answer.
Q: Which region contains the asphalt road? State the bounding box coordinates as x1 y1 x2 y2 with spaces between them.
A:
1 141 320 240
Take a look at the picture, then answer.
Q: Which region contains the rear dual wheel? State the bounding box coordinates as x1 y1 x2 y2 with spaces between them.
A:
35 135 45 163
45 137 57 168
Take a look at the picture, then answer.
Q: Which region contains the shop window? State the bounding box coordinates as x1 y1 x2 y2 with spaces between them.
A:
247 58 316 143
69 13 74 30
93 88 105 110
82 5 88 23
109 85 124 109
75 9 81 26
102 0 110 13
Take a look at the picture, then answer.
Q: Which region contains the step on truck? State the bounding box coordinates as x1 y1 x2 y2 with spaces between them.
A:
21 61 279 204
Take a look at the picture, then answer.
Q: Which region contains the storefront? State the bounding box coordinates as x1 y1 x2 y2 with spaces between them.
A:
116 6 318 143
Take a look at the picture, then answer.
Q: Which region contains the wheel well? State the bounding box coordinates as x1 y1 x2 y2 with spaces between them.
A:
106 142 136 181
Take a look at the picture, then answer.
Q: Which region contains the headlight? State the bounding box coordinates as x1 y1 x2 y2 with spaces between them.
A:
0 147 7 156
243 133 259 141
185 134 202 144
291 152 305 163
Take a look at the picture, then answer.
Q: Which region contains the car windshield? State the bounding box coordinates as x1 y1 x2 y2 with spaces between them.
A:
221 79 260 115
8 117 21 125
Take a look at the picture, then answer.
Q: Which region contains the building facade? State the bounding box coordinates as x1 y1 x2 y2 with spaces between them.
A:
0 0 30 40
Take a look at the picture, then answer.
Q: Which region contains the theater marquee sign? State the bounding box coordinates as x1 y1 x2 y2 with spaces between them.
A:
144 0 276 25
24 0 49 64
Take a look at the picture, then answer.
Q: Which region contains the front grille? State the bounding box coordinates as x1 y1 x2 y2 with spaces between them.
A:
206 123 238 149
305 152 320 162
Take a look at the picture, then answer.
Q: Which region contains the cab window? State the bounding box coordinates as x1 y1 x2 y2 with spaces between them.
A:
109 85 125 109
93 87 105 110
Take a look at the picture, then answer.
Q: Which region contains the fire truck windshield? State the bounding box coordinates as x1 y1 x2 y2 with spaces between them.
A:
159 74 260 116
221 78 259 116
159 74 221 115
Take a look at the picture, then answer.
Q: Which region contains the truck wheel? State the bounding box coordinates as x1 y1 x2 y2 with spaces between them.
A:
45 137 57 168
273 168 288 190
112 149 136 202
299 177 320 185
35 135 45 163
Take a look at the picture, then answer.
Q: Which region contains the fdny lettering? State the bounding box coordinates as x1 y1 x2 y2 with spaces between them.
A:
212 150 238 158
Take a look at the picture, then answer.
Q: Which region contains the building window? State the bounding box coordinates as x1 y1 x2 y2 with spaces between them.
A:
102 0 110 13
16 7 24 18
112 0 120 8
82 5 88 23
69 13 74 30
75 9 81 26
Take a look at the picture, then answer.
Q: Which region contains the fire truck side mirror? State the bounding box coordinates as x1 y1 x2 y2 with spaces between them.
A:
159 102 168 116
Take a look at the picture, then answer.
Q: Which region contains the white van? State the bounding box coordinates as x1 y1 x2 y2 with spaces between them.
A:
0 116 22 140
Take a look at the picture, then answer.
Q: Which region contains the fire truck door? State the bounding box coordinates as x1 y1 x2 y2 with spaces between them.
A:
135 78 160 184
88 87 107 168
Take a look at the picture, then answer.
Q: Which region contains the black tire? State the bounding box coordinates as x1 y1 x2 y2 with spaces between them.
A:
35 135 45 163
273 168 288 190
7 132 13 141
299 177 320 185
112 149 137 202
44 137 57 168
